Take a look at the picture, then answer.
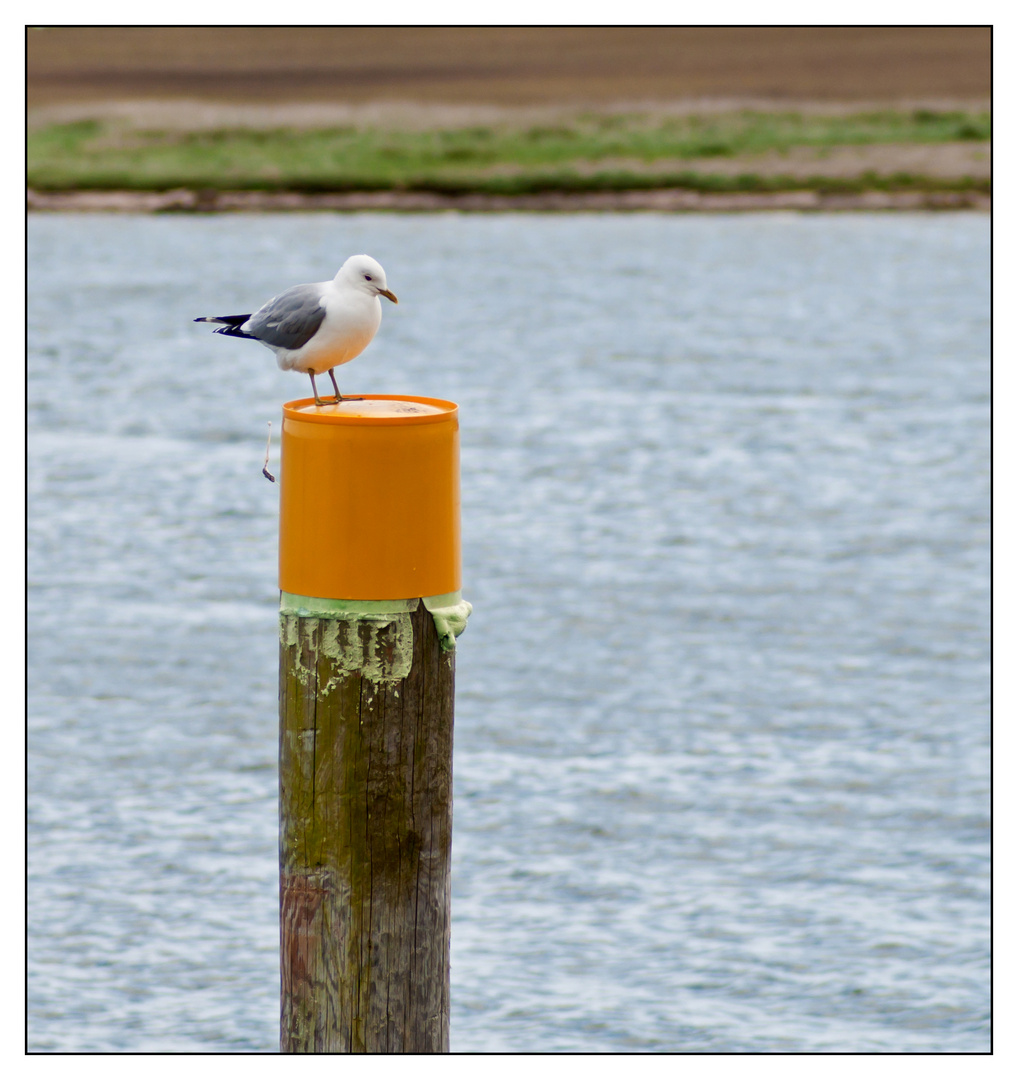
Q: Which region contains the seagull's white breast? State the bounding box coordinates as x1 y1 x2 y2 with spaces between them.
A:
276 284 382 374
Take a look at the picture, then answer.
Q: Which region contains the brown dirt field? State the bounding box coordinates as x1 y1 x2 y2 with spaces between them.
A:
24 97 992 134
27 26 991 109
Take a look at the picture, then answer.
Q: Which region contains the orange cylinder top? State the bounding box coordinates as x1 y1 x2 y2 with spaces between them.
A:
279 395 460 600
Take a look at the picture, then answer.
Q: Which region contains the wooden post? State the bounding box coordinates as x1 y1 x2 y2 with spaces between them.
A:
274 395 467 1054
278 598 454 1053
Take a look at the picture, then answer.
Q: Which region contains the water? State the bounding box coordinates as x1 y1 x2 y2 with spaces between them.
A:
28 212 990 1052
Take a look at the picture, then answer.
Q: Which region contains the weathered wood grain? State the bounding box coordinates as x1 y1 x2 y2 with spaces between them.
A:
279 600 453 1053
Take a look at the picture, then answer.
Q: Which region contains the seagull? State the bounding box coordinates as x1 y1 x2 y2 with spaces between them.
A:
194 254 398 405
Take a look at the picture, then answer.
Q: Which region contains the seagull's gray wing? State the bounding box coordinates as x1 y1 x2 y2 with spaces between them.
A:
243 284 326 350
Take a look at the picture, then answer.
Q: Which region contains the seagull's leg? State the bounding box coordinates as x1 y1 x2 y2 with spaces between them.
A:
327 368 362 403
309 372 327 407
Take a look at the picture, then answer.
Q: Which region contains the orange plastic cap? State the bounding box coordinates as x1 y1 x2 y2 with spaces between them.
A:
278 395 461 600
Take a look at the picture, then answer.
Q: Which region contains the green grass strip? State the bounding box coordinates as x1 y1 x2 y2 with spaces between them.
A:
28 109 990 193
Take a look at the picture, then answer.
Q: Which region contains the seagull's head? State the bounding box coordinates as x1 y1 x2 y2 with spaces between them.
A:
339 254 398 304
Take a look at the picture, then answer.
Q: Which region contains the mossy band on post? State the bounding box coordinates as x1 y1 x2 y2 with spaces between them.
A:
279 589 472 654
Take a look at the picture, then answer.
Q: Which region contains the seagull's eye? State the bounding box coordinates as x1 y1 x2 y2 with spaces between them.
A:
364 274 373 281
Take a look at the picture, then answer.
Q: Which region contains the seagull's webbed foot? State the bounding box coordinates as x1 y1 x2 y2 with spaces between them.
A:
308 372 363 406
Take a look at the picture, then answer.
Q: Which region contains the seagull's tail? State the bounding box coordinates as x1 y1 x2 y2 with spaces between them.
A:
194 314 256 339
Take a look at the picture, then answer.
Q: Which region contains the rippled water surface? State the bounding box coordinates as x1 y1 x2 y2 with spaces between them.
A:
28 212 989 1052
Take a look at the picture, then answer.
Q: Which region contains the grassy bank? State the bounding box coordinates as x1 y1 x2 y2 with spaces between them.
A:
28 108 990 195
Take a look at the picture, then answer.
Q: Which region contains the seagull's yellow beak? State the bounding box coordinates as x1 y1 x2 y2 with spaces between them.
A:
379 288 398 304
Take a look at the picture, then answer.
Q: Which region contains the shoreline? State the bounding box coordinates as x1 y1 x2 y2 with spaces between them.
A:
27 187 990 214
